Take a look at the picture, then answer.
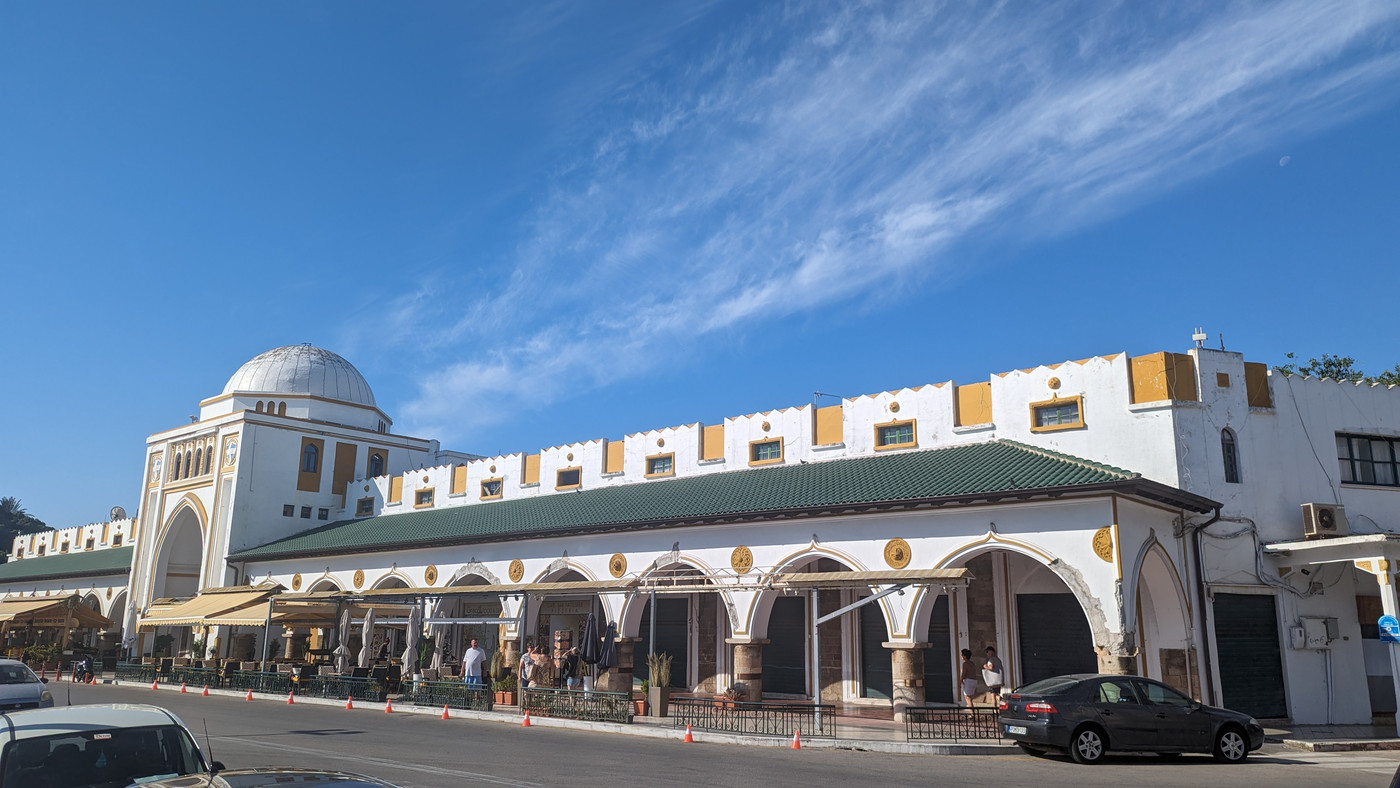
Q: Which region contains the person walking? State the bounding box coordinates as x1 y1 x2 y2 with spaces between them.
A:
982 646 1005 698
462 638 487 688
518 642 535 689
959 648 979 708
561 646 581 689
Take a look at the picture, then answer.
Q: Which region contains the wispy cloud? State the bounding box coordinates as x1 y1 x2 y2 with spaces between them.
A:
375 0 1400 442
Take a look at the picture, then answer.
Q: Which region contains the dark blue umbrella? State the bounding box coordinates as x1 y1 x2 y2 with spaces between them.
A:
579 612 601 665
597 621 618 670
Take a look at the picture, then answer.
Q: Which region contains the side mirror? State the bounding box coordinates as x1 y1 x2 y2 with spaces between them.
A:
40 678 48 684
211 761 226 774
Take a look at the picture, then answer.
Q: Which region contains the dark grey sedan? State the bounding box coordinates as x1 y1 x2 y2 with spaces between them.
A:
997 674 1265 764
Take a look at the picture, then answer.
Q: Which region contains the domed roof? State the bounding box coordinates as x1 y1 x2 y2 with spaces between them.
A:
222 345 376 407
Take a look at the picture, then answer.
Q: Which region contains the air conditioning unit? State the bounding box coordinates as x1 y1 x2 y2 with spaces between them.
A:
1301 503 1348 539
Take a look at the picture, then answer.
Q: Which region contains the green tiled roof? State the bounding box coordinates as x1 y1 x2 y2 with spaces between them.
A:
0 546 134 583
231 440 1215 562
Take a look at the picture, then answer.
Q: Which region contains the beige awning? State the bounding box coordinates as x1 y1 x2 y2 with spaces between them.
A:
270 601 412 628
353 578 641 598
139 588 277 629
0 596 112 628
775 568 972 588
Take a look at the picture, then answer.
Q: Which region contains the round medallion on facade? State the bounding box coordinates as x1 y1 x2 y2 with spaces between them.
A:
566 453 574 461
884 538 912 569
422 474 429 483
291 573 302 591
151 455 163 482
609 553 627 578
1047 376 1061 391
489 464 496 473
731 546 753 574
106 587 113 600
508 559 525 583
761 421 771 432
1092 527 1114 563
890 401 901 413
425 565 439 585
223 438 238 467
657 438 665 448
353 569 365 589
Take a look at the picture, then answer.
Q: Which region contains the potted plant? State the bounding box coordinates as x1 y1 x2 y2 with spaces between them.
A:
634 679 649 716
718 682 746 708
645 652 672 717
493 673 517 706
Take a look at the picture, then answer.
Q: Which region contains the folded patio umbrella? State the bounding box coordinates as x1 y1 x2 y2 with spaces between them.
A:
597 621 618 671
357 607 376 668
578 612 601 665
400 605 421 673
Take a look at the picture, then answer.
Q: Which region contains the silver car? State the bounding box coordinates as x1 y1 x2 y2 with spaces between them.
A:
0 659 54 712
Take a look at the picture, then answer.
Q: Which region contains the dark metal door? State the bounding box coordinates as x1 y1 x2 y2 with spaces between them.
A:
860 603 892 699
637 598 689 688
923 595 954 703
1016 593 1096 685
1212 593 1287 718
763 597 808 695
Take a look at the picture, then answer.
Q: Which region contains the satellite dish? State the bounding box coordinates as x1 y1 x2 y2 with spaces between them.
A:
110 506 127 522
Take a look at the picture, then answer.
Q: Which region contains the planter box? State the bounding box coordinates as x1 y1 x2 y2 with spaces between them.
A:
647 686 671 717
631 699 647 716
494 691 516 705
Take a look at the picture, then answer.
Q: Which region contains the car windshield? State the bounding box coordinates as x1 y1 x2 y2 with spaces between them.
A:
0 724 207 788
0 665 38 685
1016 676 1081 696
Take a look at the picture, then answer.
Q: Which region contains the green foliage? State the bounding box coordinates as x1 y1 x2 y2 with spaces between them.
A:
488 648 506 681
23 644 59 666
191 637 205 659
1277 353 1400 385
0 497 50 560
493 673 517 692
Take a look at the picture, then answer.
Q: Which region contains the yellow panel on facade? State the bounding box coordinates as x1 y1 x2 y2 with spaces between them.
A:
604 440 624 474
451 464 468 495
296 437 326 493
1244 362 1273 408
1130 352 1199 403
814 404 844 446
389 476 403 504
955 382 992 426
331 442 357 496
701 424 725 461
523 454 540 485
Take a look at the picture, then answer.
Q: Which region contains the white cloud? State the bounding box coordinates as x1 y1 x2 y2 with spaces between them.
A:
379 0 1400 444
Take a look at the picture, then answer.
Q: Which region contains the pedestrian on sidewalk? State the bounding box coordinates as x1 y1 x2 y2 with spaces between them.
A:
960 649 979 708
982 646 1004 699
561 647 581 689
462 638 487 688
518 643 535 689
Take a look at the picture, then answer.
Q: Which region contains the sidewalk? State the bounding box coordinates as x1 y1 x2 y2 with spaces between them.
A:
1266 721 1400 752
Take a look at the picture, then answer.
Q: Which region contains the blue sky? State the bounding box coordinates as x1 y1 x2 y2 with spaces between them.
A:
3 1 1399 529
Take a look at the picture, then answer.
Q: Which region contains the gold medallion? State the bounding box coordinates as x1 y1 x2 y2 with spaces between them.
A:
1092 527 1114 563
609 553 627 578
425 565 439 585
731 546 753 574
353 569 365 589
291 573 302 591
509 559 525 583
884 538 912 569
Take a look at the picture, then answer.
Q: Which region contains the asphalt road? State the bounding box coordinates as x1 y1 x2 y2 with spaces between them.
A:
44 683 1400 787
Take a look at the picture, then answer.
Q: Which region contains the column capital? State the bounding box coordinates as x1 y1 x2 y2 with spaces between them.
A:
724 637 770 645
882 641 932 650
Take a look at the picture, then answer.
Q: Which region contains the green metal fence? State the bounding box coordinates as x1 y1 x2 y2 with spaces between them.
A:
298 674 386 703
521 687 632 724
669 697 836 738
114 662 157 684
222 670 293 695
905 707 1003 741
400 680 494 711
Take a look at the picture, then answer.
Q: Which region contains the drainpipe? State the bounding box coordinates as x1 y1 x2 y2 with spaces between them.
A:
1188 507 1221 706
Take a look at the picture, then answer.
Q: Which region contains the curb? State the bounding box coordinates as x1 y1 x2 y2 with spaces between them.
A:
107 681 1018 756
1281 738 1400 752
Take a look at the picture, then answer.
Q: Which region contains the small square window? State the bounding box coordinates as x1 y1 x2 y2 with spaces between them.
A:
556 467 582 489
415 489 435 508
283 504 295 517
356 498 375 516
749 440 783 465
646 454 674 477
874 421 916 449
317 508 329 520
1030 396 1085 432
480 479 503 500
300 506 312 519
112 535 123 546
85 538 95 550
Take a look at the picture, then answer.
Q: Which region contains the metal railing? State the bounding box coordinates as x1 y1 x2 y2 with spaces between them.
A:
166 666 220 688
114 662 157 684
905 706 1003 741
222 670 294 696
298 674 386 703
669 697 835 738
521 687 632 724
401 680 494 712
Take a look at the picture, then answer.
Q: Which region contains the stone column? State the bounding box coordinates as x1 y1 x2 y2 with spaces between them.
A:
1095 647 1138 675
886 643 926 723
599 637 640 693
500 638 519 682
727 638 767 701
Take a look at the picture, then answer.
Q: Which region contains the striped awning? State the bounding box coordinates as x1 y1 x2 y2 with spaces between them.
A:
0 596 112 628
139 588 276 629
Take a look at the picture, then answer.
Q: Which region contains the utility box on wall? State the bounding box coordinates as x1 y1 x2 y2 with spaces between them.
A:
1297 617 1339 650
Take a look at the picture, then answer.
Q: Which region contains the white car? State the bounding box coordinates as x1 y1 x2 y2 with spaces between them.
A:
0 703 219 787
0 659 55 712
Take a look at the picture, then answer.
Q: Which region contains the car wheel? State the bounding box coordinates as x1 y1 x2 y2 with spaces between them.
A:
1018 742 1048 757
1213 727 1248 763
1070 725 1107 765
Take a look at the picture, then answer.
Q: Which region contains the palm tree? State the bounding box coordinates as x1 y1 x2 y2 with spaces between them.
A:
0 497 49 562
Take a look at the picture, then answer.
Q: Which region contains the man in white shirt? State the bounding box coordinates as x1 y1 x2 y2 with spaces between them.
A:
462 638 488 688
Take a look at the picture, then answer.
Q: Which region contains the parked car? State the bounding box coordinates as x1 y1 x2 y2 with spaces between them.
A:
0 658 55 712
0 703 218 786
997 673 1265 764
137 766 401 786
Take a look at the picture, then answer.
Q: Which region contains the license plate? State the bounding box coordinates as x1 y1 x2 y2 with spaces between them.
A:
1008 725 1027 735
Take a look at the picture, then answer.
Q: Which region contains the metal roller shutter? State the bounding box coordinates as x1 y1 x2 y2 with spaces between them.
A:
764 597 808 695
1016 593 1097 685
923 595 954 703
1212 593 1287 718
860 603 892 699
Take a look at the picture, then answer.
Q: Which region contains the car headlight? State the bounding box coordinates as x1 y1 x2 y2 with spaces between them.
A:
40 691 54 706
1247 717 1260 728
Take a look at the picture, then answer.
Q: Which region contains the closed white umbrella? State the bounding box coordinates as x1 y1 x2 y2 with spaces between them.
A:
357 607 376 668
428 600 446 671
400 605 422 674
335 607 353 674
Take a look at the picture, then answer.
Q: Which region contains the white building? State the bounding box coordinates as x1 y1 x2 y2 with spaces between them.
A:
2 340 1394 725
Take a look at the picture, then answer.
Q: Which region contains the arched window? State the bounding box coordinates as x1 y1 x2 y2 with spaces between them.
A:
205 445 214 474
255 401 263 413
301 443 319 473
194 448 203 476
369 452 384 478
278 402 287 416
1222 428 1241 484
172 452 183 480
183 451 192 479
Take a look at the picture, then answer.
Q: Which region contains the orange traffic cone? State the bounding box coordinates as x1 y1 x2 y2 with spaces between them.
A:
89 677 96 685
245 689 254 701
345 696 354 710
683 724 694 743
790 729 801 749
180 683 188 694
440 704 450 720
202 685 209 696
286 691 295 705
383 699 393 714
151 680 158 691
521 711 532 727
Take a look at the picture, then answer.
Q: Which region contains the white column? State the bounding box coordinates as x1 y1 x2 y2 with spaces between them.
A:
1375 561 1400 716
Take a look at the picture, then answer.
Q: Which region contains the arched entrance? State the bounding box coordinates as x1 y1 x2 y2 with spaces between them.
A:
440 571 503 670
149 506 205 658
750 555 871 702
1135 545 1196 698
625 563 728 693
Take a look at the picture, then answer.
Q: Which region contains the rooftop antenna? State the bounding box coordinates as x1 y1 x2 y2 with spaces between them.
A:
1192 328 1208 349
813 390 845 406
1219 333 1226 351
